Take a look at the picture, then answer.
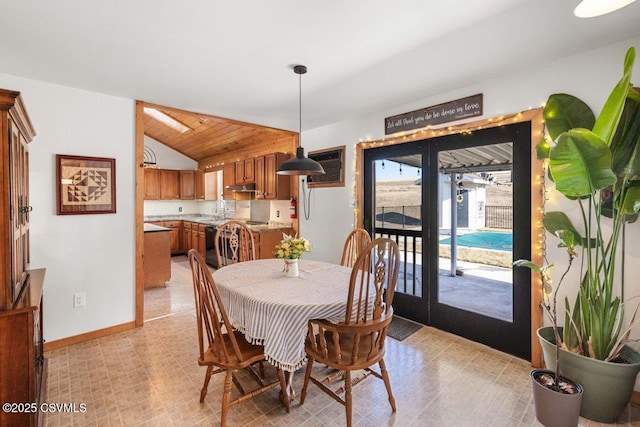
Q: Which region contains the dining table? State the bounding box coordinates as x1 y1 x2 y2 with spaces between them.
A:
212 258 353 402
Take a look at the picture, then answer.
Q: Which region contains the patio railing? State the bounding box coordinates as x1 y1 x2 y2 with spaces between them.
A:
375 227 422 297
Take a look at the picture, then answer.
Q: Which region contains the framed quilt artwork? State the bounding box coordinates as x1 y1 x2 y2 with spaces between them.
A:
56 154 116 215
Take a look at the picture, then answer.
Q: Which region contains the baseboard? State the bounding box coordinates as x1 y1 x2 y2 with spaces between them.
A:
43 321 136 351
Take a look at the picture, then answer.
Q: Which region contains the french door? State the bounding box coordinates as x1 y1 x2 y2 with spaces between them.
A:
363 121 532 359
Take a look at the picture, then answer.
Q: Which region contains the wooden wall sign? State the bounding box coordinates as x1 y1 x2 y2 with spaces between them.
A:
384 93 483 135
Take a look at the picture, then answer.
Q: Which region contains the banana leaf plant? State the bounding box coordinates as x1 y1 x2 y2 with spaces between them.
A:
518 46 640 362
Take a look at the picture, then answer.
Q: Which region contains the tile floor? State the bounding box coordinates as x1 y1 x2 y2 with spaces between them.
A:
44 256 640 426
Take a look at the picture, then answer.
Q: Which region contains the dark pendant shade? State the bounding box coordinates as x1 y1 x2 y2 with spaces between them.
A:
277 147 325 175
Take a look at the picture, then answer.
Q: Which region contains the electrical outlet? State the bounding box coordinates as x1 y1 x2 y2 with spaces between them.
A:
276 210 280 218
73 293 86 308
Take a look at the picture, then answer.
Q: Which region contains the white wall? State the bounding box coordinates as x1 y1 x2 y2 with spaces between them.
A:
2 37 639 352
0 74 135 342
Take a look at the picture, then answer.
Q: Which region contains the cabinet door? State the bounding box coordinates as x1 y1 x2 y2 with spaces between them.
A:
204 171 218 200
265 153 291 200
244 159 255 183
144 168 160 200
164 221 182 254
195 170 204 200
196 225 206 257
223 163 235 199
183 222 193 252
160 170 180 200
234 159 255 184
9 119 30 306
254 156 265 199
180 170 196 200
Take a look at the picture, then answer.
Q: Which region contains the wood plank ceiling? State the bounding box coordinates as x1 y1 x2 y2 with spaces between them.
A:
142 102 297 163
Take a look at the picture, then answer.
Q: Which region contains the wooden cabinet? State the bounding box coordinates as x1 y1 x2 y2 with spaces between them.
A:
204 171 218 201
195 170 204 200
264 153 291 200
223 163 235 199
150 221 181 254
255 156 266 199
183 221 205 257
180 170 196 200
144 168 160 200
160 170 180 200
0 89 45 427
235 158 255 184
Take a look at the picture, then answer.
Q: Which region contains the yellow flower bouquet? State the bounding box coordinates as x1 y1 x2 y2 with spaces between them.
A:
274 233 310 259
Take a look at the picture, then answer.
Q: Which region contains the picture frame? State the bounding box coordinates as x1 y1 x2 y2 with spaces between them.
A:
307 145 345 188
56 154 116 215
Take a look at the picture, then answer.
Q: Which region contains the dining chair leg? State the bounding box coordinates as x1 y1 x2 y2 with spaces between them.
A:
200 365 214 403
220 370 233 427
277 369 291 413
379 358 396 412
299 356 315 405
344 370 353 427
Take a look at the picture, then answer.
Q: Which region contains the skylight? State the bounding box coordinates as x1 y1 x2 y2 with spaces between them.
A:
143 107 192 133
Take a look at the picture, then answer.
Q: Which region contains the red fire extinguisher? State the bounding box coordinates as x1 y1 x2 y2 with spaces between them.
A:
290 197 297 219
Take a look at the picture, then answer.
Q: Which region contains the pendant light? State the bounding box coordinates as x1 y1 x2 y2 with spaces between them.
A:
574 0 637 17
277 65 326 176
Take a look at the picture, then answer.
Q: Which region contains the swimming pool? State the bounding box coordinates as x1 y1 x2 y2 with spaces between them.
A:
439 231 512 252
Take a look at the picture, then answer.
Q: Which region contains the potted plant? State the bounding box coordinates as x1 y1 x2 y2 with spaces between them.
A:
515 234 583 427
518 46 640 423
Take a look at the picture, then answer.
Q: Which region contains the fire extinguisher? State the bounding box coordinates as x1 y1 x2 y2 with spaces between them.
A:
290 197 297 219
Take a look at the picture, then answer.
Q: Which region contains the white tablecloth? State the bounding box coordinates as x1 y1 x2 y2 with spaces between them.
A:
212 258 353 372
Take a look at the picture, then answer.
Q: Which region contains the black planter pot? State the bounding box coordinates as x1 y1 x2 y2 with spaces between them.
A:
531 369 583 427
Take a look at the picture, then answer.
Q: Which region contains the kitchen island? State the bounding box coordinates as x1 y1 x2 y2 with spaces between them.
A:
144 223 172 288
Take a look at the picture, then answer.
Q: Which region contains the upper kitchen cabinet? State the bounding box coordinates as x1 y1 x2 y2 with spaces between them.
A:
235 158 255 184
195 170 204 200
222 162 235 199
255 153 291 200
179 170 195 199
203 171 219 200
144 168 160 200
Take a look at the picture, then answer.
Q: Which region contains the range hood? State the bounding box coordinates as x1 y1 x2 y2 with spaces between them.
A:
225 183 256 192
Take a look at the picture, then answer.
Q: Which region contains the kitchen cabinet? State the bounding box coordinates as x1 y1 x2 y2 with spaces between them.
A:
204 171 218 200
235 158 255 184
264 153 291 200
195 170 204 200
180 170 196 200
0 89 46 427
183 221 205 257
160 170 180 200
223 163 235 199
144 168 160 199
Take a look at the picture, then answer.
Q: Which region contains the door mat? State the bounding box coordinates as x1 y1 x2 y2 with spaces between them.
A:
387 316 422 341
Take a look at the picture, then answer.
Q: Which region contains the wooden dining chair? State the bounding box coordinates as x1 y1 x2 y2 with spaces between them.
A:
300 238 400 427
214 220 256 268
340 228 372 267
188 249 289 426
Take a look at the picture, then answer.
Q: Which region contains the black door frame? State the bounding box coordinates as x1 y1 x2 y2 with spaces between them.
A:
357 110 545 362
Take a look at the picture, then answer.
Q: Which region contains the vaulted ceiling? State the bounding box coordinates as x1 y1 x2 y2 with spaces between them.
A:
141 104 296 162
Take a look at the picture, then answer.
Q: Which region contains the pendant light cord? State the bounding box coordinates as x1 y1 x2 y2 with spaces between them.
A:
298 66 312 220
302 179 312 220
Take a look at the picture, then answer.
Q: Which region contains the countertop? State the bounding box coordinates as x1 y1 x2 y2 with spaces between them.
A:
144 214 293 231
144 223 172 233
